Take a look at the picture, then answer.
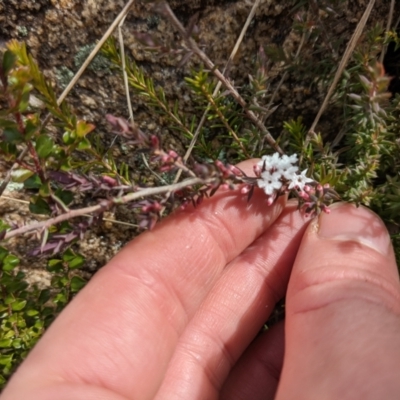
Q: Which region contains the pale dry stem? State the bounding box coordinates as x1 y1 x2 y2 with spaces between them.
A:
307 0 376 137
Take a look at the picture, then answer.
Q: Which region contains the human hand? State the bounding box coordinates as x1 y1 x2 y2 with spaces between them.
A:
2 160 400 400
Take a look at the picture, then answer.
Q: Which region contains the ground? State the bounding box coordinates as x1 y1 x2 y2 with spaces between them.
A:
0 0 398 279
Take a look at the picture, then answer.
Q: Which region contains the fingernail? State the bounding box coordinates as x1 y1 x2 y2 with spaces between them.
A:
317 202 392 256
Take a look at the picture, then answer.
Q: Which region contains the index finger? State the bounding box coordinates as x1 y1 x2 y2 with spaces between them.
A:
3 160 286 400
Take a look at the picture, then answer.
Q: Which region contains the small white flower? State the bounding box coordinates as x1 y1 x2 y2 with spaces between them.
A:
288 169 314 191
280 164 298 180
280 154 298 166
258 153 281 171
257 171 282 195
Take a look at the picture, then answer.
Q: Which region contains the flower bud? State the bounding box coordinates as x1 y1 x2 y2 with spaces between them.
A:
240 185 250 194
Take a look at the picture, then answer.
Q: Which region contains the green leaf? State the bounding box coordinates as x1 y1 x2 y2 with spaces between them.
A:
70 276 86 293
2 127 24 143
39 182 51 197
46 259 64 273
0 119 18 129
54 189 74 206
11 169 34 183
0 246 9 263
24 118 39 140
67 255 85 269
76 120 95 138
24 174 41 189
11 300 27 311
2 254 20 271
62 130 75 145
0 339 13 348
26 309 39 317
38 289 50 305
53 292 67 304
12 339 22 349
29 196 51 215
19 85 32 112
2 50 17 75
0 142 17 158
0 221 9 240
36 135 54 158
0 354 13 366
77 137 91 150
62 248 75 262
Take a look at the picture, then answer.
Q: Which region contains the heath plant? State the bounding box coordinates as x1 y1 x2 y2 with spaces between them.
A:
0 0 399 388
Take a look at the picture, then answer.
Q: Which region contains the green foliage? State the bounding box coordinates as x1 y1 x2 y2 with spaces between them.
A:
1 0 400 389
0 246 87 388
0 39 133 230
103 37 193 138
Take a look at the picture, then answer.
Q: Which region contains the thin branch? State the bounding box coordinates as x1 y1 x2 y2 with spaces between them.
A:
3 177 209 240
161 2 283 155
141 153 168 184
200 89 250 158
308 0 337 58
265 32 306 119
0 195 139 228
40 0 136 128
118 14 135 122
379 0 395 64
182 0 261 168
307 0 376 136
395 15 400 31
57 0 135 107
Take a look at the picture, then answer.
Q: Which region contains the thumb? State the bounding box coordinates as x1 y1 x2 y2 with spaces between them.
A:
277 202 400 400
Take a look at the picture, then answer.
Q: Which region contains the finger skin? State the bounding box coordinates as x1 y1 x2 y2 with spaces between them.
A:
276 203 400 400
2 160 285 400
154 203 309 400
220 321 285 400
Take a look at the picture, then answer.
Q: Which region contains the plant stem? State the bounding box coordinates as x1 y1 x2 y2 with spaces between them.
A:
3 177 211 239
160 1 283 155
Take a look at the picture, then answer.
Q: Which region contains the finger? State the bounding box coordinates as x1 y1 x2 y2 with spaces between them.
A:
154 202 309 400
277 203 400 400
221 321 285 400
3 160 286 400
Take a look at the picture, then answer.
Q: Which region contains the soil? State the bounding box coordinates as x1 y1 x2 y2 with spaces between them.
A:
0 0 398 282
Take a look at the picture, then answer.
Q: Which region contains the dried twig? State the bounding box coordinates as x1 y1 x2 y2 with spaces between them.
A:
379 0 395 64
118 14 135 122
308 0 337 58
160 1 283 155
3 177 209 240
307 0 376 137
182 0 261 169
265 33 306 119
57 0 136 107
40 0 136 129
0 195 140 228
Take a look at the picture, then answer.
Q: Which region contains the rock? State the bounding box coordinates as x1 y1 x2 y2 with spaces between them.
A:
0 0 398 272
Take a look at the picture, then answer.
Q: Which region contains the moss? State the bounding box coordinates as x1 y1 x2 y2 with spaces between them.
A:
16 26 28 37
74 43 111 73
54 66 74 90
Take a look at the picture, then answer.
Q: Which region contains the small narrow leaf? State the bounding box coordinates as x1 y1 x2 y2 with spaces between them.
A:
2 50 17 75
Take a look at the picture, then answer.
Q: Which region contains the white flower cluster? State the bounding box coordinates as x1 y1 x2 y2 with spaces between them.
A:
256 153 313 196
